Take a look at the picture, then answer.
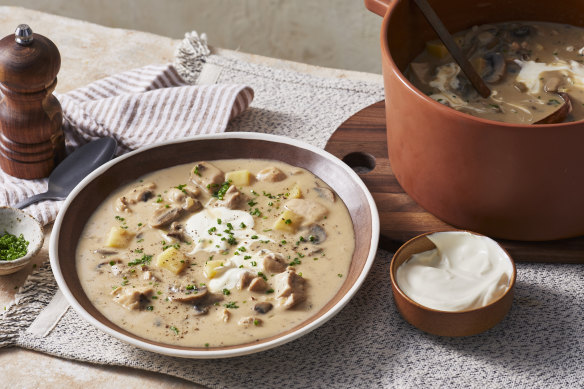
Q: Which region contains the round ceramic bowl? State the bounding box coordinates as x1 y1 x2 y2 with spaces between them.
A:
390 231 516 337
50 132 380 358
0 206 44 275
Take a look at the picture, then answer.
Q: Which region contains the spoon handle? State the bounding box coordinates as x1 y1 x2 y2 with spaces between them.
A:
413 0 491 98
14 192 64 209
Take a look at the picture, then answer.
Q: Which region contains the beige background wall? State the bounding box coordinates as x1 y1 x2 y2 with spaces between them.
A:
1 0 383 73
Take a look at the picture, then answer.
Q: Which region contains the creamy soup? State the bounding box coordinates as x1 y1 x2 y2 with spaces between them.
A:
408 21 584 124
76 159 355 347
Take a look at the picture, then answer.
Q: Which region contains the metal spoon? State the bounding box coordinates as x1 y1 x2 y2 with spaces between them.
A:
413 0 491 98
15 137 117 209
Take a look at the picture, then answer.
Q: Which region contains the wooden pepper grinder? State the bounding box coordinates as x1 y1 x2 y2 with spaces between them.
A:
0 24 65 179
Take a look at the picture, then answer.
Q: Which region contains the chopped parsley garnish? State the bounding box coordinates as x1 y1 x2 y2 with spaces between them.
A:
238 246 247 252
266 288 274 294
250 208 262 217
251 261 257 266
222 288 231 295
240 222 247 228
244 255 251 260
170 326 179 335
253 319 260 326
227 236 237 245
289 258 301 266
146 306 154 311
193 166 201 176
247 200 257 207
338 273 343 278
284 219 292 225
251 235 258 239
257 272 267 281
224 302 239 309
208 226 217 234
175 184 187 193
115 216 125 222
109 260 115 266
128 254 152 266
186 285 195 290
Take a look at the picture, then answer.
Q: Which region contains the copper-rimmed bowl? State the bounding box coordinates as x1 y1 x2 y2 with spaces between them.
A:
365 0 584 240
390 231 516 336
50 132 379 358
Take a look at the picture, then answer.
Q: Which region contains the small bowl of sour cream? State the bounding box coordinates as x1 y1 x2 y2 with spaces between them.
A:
390 230 516 337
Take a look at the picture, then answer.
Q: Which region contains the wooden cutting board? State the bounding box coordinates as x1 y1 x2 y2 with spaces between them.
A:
325 101 584 263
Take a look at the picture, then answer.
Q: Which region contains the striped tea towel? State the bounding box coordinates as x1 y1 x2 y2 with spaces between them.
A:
0 64 254 226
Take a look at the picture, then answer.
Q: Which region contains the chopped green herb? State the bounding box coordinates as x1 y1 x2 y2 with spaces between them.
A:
244 255 251 260
251 208 262 217
224 302 239 309
257 271 267 281
338 273 343 278
217 219 222 225
266 288 274 294
240 222 247 228
251 261 257 266
222 288 231 295
170 326 179 335
238 246 247 252
109 260 115 266
251 235 258 239
253 319 260 326
212 181 232 200
289 258 301 266
186 285 195 290
208 226 217 234
175 184 187 193
247 200 257 207
146 306 154 311
128 254 152 266
284 219 292 225
227 236 237 245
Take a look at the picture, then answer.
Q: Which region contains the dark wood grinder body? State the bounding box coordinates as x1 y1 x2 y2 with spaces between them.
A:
0 24 65 179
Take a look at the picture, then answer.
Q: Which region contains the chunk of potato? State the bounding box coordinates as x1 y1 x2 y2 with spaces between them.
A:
426 40 448 58
225 170 252 186
273 210 303 233
288 184 302 199
105 226 134 248
204 259 227 279
156 247 188 274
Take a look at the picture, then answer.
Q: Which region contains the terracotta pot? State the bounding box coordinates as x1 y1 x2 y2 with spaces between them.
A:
365 0 584 241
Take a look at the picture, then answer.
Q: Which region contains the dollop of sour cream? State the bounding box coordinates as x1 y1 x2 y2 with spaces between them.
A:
395 231 513 312
184 206 271 293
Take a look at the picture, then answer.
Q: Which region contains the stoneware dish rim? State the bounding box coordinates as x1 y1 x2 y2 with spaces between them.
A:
0 206 44 275
50 132 380 358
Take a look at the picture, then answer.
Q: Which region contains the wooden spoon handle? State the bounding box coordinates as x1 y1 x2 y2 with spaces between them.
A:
413 0 491 98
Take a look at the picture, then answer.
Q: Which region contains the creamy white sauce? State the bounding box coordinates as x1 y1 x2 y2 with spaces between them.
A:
516 59 584 93
395 231 513 312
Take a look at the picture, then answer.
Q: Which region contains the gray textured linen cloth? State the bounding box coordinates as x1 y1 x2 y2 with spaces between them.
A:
1 33 583 388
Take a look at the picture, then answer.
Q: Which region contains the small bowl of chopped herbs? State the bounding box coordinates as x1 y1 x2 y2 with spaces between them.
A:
0 206 44 275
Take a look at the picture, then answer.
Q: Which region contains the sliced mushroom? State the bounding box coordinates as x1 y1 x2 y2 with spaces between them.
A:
115 182 156 212
193 304 210 316
254 302 273 314
168 284 208 302
535 93 573 124
149 205 183 228
511 25 532 38
313 187 335 202
482 52 506 84
167 222 188 242
307 224 327 245
94 248 119 256
262 253 288 273
190 162 225 192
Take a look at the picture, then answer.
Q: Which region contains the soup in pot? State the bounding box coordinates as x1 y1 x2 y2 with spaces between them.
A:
408 21 584 124
76 159 355 347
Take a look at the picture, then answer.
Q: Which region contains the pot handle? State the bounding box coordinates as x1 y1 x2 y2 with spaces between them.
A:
364 0 392 17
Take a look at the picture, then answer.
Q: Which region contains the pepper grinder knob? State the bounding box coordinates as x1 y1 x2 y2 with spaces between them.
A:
15 24 33 45
0 24 65 179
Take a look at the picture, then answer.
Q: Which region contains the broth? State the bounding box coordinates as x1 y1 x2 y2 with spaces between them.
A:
408 21 584 124
76 159 354 347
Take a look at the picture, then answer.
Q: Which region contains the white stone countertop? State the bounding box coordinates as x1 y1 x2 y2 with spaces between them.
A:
0 6 382 388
